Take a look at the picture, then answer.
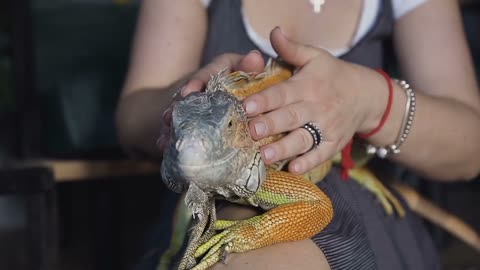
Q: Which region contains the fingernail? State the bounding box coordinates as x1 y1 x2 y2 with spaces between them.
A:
293 163 302 173
254 122 266 136
181 81 198 97
180 87 190 97
263 147 275 161
275 26 286 36
245 101 257 115
174 85 183 96
250 50 261 56
177 83 188 97
183 80 204 97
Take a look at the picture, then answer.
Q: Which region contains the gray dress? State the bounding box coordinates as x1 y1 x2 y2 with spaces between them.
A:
201 1 441 269
135 0 441 269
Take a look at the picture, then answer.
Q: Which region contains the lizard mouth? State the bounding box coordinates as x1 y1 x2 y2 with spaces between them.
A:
177 148 240 170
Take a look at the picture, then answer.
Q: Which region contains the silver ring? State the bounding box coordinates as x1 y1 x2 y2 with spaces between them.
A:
301 122 323 151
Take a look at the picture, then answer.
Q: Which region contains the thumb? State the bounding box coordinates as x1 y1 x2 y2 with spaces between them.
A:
270 27 320 67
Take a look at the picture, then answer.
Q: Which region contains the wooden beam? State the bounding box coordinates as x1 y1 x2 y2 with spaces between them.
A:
15 160 160 182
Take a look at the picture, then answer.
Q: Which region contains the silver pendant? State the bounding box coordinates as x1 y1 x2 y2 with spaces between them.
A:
309 0 325 13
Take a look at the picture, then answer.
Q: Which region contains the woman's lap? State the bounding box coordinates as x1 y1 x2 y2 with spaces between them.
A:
134 168 440 270
212 169 441 270
313 169 441 270
209 238 330 270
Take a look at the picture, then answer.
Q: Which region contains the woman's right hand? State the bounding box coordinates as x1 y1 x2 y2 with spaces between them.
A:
156 50 266 152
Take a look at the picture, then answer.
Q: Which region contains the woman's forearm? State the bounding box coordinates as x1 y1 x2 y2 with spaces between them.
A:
116 76 190 159
395 93 480 181
355 66 480 181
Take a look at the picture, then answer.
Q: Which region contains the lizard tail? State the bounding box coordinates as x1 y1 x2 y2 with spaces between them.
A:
156 193 192 270
392 182 480 253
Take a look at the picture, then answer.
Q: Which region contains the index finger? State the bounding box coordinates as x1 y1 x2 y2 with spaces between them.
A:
243 78 302 117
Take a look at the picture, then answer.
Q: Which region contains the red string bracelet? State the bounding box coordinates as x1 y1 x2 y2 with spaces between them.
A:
340 69 394 180
357 69 394 139
340 139 354 180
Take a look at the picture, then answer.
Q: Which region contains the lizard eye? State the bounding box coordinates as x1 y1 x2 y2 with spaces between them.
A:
228 120 233 128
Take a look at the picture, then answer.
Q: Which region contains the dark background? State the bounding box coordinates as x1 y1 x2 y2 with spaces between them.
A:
0 1 479 270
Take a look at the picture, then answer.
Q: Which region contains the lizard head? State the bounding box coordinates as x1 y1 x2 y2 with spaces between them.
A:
161 86 265 199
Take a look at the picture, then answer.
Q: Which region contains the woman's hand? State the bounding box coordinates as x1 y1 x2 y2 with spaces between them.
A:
156 51 266 152
244 27 387 174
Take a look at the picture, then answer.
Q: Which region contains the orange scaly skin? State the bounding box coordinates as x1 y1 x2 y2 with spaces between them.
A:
227 64 293 100
192 169 333 270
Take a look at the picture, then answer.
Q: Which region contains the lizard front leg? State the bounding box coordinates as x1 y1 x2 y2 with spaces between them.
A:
191 169 333 270
178 199 217 270
178 183 218 270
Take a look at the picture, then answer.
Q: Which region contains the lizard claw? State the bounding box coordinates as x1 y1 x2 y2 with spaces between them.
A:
190 245 229 270
192 241 232 270
191 250 223 270
220 249 228 264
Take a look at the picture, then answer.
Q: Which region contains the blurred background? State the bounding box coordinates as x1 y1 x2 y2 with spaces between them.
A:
0 0 479 270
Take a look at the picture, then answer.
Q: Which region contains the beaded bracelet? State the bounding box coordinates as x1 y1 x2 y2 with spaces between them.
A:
366 79 416 158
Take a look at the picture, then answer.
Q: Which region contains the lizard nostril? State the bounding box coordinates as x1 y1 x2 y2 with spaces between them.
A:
176 140 184 151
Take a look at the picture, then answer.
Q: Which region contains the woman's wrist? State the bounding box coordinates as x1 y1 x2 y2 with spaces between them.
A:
352 65 407 146
351 65 389 134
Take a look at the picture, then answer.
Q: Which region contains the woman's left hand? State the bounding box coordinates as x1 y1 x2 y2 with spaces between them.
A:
244 27 386 174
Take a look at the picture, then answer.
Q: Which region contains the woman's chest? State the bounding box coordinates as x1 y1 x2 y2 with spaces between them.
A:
242 0 368 53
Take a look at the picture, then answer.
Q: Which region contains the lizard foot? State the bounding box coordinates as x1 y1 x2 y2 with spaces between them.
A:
191 217 263 270
349 167 405 217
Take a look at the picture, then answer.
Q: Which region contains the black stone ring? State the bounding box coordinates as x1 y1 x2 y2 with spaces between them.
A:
301 122 323 151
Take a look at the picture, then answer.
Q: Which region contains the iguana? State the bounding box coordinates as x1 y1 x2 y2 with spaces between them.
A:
160 59 404 270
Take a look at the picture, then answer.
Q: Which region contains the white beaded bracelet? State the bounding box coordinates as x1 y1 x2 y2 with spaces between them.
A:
366 79 416 158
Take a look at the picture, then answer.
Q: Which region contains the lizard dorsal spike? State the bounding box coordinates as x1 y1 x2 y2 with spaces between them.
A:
222 71 265 92
223 58 294 100
205 68 229 94
205 58 293 100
